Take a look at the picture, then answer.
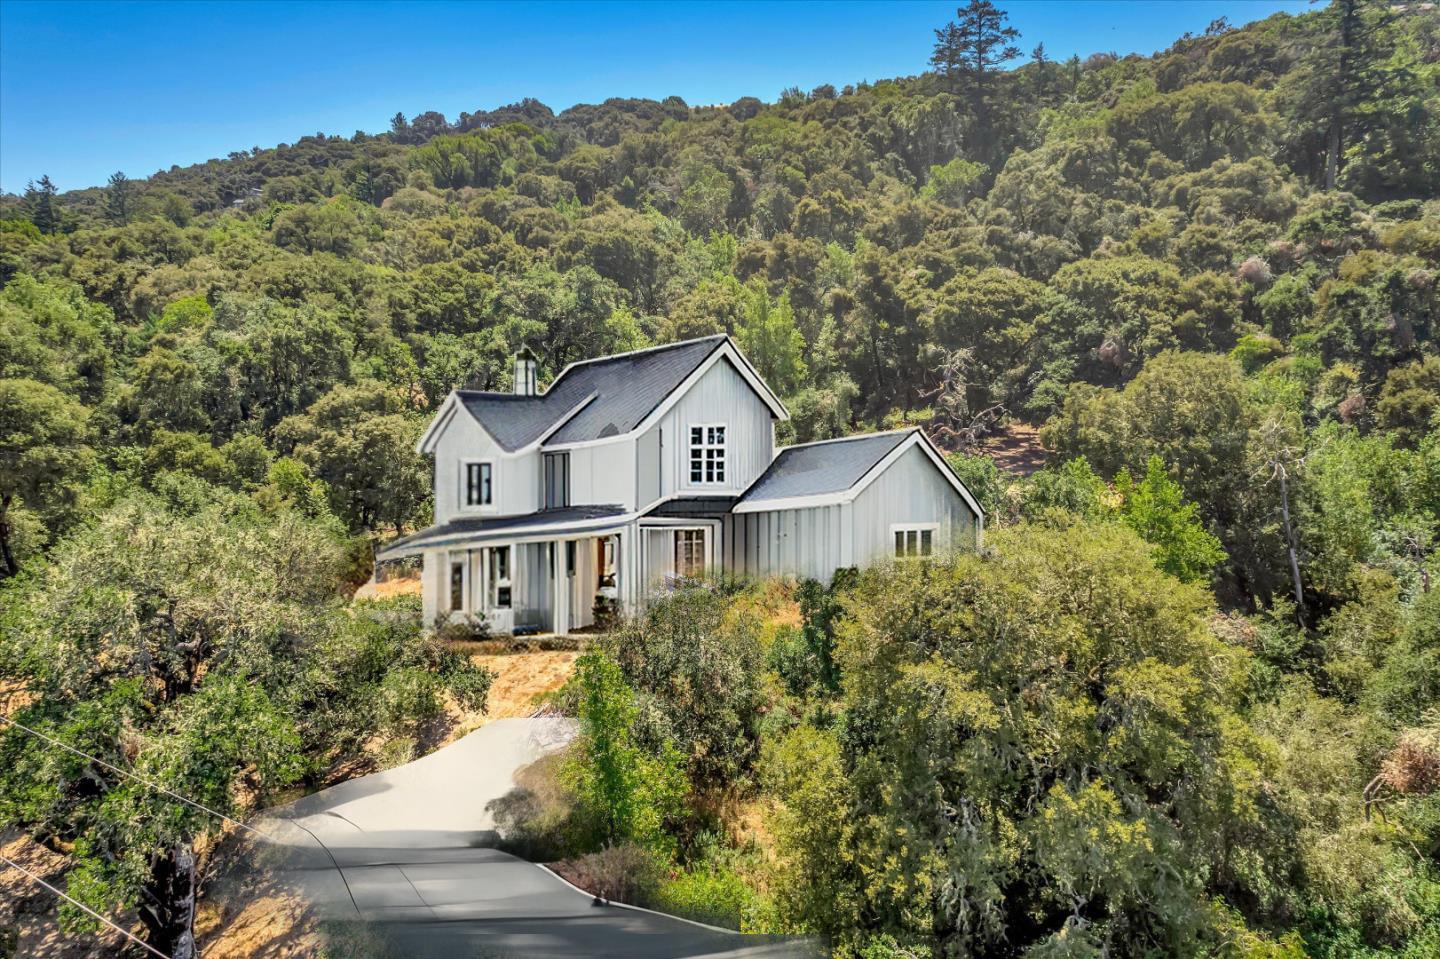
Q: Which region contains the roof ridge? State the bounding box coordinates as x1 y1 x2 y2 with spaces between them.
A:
777 427 917 452
554 333 727 374
453 390 545 400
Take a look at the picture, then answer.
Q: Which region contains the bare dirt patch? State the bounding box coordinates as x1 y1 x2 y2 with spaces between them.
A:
1 832 126 958
972 422 1049 477
194 890 320 959
431 644 580 748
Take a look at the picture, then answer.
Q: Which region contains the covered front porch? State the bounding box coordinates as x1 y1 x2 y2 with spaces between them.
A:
383 508 723 636
428 534 622 636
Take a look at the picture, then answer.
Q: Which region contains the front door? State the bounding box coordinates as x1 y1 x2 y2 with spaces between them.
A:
478 545 514 634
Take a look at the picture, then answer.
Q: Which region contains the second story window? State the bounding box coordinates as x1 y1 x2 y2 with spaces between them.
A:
464 461 492 507
689 424 726 484
543 452 570 509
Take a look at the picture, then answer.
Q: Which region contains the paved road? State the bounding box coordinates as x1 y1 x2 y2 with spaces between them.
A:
251 719 816 958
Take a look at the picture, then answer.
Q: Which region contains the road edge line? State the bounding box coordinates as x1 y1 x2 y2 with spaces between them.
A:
529 861 743 936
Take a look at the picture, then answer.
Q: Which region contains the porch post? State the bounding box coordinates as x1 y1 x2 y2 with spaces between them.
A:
552 538 569 637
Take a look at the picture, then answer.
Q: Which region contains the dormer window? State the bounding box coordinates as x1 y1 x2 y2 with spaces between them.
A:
689 424 726 485
463 461 493 507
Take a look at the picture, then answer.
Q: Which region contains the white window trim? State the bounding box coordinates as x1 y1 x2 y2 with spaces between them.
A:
890 522 941 560
687 422 728 487
672 526 710 579
459 458 497 513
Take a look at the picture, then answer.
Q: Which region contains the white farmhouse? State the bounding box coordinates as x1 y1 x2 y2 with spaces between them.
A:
377 335 983 633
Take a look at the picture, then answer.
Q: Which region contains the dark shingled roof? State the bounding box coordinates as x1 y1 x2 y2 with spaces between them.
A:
645 496 740 519
737 430 914 505
376 505 628 559
455 335 728 451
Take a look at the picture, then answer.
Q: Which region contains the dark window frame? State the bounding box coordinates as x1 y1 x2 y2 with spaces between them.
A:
543 452 570 509
463 461 493 507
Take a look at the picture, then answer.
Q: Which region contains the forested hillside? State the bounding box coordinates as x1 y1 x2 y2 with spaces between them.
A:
2 1 1439 956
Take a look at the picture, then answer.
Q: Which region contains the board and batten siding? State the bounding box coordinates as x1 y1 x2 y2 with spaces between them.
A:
725 504 852 581
849 444 978 563
432 409 539 523
636 426 661 507
724 442 979 580
565 442 637 510
642 357 775 500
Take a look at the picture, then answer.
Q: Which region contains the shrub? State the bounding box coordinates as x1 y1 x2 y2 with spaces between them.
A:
563 650 687 855
653 861 759 930
554 842 663 905
610 586 767 790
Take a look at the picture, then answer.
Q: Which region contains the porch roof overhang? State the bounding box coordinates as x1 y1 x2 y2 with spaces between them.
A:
642 496 738 520
376 505 629 560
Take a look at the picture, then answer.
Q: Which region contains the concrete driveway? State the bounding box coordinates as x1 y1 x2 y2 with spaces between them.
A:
251 719 816 958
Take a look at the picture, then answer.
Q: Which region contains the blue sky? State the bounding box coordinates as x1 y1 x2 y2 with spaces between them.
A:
0 0 1309 194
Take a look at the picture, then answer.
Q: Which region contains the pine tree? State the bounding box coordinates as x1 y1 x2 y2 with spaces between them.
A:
104 170 132 224
1031 42 1050 99
23 174 59 234
1283 0 1400 191
930 0 1022 124
389 111 412 144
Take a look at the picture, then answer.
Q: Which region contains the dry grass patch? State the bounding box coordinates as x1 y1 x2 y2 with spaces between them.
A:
1 832 125 958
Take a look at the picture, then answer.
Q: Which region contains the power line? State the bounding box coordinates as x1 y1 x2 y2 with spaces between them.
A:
0 850 173 959
0 713 362 917
1 713 259 839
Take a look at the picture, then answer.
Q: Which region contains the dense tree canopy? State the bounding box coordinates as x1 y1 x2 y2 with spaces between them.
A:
0 2 1437 955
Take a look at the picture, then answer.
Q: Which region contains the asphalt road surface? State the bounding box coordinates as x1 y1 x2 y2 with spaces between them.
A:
252 718 817 958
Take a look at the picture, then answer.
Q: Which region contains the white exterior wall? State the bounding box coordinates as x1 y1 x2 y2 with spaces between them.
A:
432 410 539 523
725 504 852 581
643 358 775 501
566 441 638 510
636 426 661 506
421 549 445 624
849 445 979 564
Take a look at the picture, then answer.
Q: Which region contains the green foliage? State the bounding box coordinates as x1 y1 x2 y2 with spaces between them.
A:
770 520 1275 955
920 157 985 206
1377 356 1440 449
2 7 1439 950
770 570 853 700
563 650 687 854
945 450 1010 518
0 377 94 575
651 860 760 931
1017 455 1112 521
737 279 807 395
274 381 429 534
1115 455 1227 583
0 487 489 937
609 586 767 790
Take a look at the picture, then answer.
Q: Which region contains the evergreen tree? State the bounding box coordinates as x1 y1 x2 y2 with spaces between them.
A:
1281 0 1403 191
930 0 1021 131
23 174 59 234
104 170 132 224
1030 41 1050 99
389 110 412 144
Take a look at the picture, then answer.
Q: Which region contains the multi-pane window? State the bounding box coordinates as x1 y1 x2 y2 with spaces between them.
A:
463 462 492 507
688 424 726 484
675 529 707 578
543 452 569 509
893 527 935 559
